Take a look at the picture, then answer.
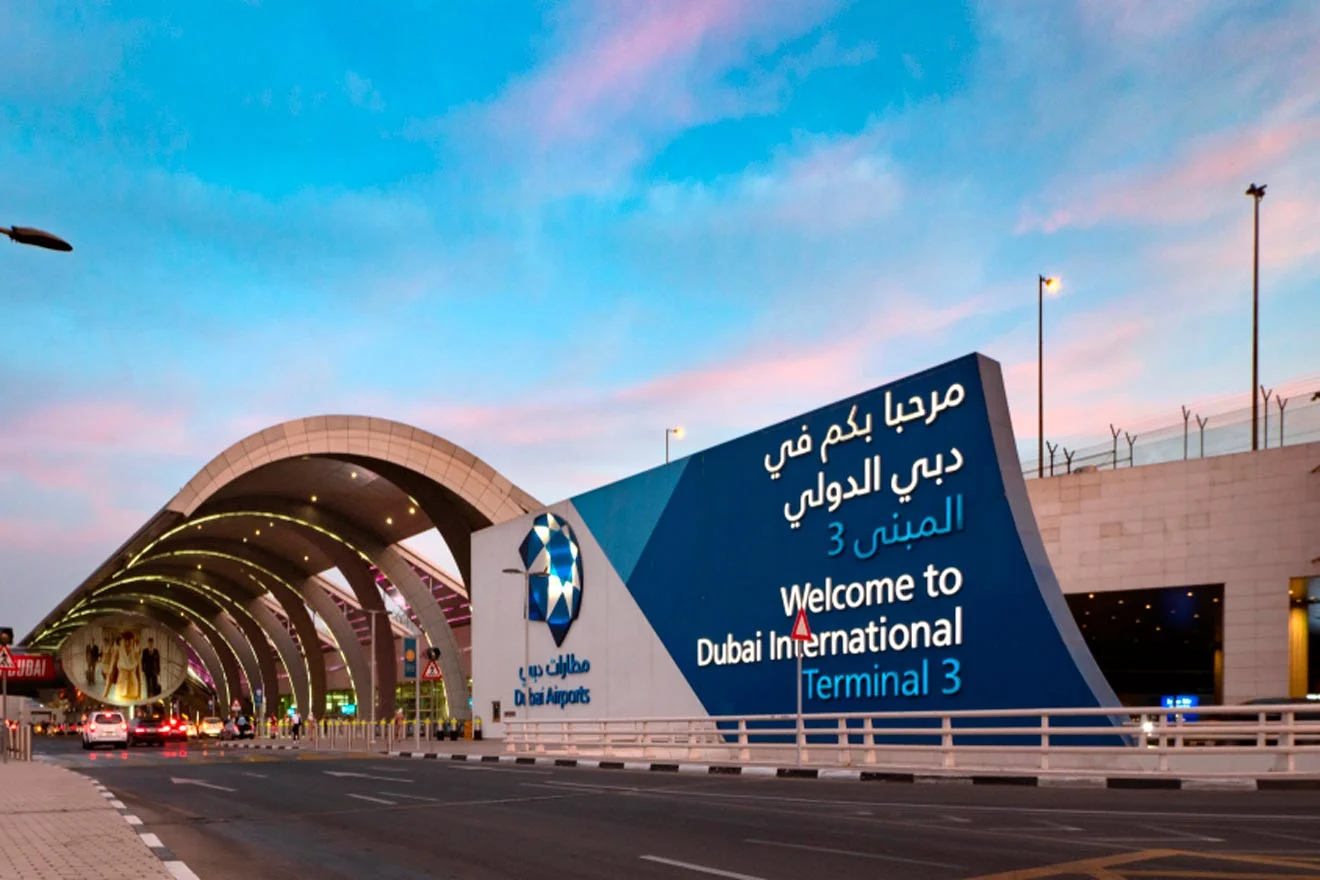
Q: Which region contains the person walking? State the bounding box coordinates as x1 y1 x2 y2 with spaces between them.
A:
290 709 302 742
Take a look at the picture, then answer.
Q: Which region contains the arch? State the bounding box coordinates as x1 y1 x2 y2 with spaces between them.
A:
131 498 472 718
132 540 327 715
99 569 288 714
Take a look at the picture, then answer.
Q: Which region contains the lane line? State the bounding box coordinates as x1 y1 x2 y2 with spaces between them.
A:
744 838 964 870
346 793 396 806
379 792 439 802
240 772 268 779
640 855 769 880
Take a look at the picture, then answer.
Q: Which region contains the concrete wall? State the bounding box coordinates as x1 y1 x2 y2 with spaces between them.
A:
1027 442 1320 703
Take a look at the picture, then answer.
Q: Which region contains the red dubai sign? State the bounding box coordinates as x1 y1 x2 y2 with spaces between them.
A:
0 650 57 681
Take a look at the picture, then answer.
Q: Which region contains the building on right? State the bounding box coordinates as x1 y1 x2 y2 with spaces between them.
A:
1028 442 1320 706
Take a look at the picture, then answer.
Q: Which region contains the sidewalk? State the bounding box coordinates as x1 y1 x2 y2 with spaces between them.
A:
0 762 175 880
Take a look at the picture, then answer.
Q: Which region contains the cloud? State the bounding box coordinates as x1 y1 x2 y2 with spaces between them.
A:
344 70 384 112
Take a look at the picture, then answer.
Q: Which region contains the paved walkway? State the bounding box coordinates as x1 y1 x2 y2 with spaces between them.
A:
0 761 173 879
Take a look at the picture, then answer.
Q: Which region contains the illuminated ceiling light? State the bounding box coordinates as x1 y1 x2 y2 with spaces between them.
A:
196 564 202 570
385 517 393 525
268 521 274 528
1186 591 1193 597
1087 593 1094 599
408 506 416 515
1194 613 1200 619
196 525 202 531
1117 599 1124 605
303 555 310 562
350 471 358 479
1145 604 1152 610
1213 597 1220 603
242 537 248 543
311 495 318 503
255 529 261 536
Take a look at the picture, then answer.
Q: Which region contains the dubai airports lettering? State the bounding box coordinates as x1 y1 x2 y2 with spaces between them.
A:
697 379 970 704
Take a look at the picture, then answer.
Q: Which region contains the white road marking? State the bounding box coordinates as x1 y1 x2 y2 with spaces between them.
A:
640 855 768 880
169 777 237 792
139 833 165 849
325 770 412 783
379 791 438 801
240 772 267 779
124 815 143 826
346 793 396 806
745 838 964 870
109 799 125 809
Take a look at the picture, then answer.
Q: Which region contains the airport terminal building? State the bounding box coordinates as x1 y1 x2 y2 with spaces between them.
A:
17 354 1320 728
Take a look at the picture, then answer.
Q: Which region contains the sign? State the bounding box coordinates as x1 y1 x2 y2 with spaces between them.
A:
0 652 55 681
58 614 189 707
422 659 442 681
789 609 813 642
402 637 417 681
473 353 1117 725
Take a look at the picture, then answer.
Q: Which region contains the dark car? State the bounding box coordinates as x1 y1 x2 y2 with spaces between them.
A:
128 715 188 747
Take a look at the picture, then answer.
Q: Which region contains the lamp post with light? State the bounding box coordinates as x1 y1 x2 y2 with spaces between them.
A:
665 426 685 464
365 608 384 743
1246 183 1266 450
502 566 551 729
1038 275 1060 478
2 225 72 251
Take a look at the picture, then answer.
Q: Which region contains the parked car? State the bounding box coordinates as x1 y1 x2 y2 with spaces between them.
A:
81 711 128 750
184 720 198 738
222 716 254 740
198 717 225 739
128 715 188 747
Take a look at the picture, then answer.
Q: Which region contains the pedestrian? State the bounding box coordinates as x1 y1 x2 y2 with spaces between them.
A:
291 709 302 742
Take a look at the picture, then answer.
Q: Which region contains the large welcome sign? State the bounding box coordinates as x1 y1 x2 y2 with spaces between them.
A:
472 354 1116 730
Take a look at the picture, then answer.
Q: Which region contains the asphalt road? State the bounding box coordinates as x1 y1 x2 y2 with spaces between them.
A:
34 736 1320 880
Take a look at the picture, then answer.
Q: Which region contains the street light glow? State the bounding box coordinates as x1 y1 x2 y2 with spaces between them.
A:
1043 276 1060 293
672 426 685 439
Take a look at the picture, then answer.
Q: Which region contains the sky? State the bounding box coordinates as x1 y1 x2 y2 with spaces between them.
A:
2 1 1318 636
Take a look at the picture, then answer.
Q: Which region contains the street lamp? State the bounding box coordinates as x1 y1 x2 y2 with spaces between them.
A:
365 608 384 742
1037 275 1060 478
1246 183 1266 451
3 225 72 251
665 426 685 464
502 566 550 722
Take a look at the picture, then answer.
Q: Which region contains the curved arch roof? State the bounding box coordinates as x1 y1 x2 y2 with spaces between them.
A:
24 415 540 719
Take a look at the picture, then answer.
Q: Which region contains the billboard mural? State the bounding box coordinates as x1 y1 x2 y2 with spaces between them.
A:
58 615 189 707
472 353 1117 732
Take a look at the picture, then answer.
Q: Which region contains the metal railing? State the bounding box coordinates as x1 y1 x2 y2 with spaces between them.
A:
234 718 481 752
503 705 1320 776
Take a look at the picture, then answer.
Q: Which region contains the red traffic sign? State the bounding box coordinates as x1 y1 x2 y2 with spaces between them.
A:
790 609 813 642
422 659 443 681
0 645 14 673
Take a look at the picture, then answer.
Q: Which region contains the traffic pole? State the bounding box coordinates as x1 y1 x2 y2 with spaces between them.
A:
414 667 420 753
795 641 802 767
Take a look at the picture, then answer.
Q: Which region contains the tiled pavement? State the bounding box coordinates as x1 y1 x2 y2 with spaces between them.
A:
0 761 185 880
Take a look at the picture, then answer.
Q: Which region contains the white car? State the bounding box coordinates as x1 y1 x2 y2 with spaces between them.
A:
81 711 128 750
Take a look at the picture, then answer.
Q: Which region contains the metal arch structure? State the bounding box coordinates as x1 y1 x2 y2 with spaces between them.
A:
24 415 540 721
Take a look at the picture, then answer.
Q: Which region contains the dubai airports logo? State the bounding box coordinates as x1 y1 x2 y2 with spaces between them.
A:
519 512 584 647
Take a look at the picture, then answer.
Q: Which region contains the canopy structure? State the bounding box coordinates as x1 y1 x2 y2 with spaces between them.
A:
24 416 539 721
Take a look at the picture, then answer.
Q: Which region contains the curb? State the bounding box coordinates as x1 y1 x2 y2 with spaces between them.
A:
382 751 1320 791
81 775 201 880
215 742 1320 792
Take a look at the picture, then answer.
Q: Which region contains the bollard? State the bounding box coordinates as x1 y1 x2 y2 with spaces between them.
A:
473 717 483 741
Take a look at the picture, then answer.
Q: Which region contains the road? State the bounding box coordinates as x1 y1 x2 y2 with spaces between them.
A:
34 736 1320 879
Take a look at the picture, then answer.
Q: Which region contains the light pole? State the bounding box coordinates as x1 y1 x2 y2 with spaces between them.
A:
502 567 550 725
365 608 384 743
2 225 72 251
1246 183 1266 451
665 426 685 464
1037 275 1060 478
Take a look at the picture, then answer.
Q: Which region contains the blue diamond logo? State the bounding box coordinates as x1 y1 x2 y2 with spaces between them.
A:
519 513 584 647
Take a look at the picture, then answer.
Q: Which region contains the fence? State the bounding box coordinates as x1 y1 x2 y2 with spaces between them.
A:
504 705 1320 777
1023 389 1320 478
245 718 482 752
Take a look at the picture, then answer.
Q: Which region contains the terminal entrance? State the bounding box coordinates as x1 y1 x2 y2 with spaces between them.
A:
1066 584 1223 706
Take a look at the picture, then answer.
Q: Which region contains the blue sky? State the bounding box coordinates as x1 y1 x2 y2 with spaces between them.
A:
2 1 1318 634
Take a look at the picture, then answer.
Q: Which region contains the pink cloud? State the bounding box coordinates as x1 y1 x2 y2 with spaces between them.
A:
1017 120 1320 235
